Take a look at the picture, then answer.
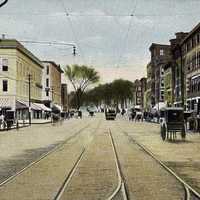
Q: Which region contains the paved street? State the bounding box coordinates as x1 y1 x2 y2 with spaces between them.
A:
0 114 199 199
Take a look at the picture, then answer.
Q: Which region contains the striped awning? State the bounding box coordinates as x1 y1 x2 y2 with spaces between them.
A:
34 103 51 112
16 100 42 111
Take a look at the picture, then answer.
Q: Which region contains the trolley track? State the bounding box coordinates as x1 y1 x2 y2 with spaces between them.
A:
122 130 200 200
0 122 91 187
54 119 102 200
107 129 129 200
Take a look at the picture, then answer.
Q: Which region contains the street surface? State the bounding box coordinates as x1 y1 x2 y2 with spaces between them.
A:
0 114 199 199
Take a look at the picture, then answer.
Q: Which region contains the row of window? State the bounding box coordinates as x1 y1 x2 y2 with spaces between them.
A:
186 51 200 72
17 61 41 82
182 32 200 54
188 77 200 94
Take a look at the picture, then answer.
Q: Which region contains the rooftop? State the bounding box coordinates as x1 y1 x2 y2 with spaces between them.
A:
181 22 200 44
0 39 43 68
42 61 64 73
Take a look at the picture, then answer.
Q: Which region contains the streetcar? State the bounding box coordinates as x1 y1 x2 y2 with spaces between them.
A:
105 108 117 120
160 107 186 141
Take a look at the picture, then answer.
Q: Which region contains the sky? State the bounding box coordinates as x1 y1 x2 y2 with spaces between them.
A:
1 0 200 87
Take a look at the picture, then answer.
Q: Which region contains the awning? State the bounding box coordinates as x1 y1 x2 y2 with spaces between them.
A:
17 100 42 111
16 101 28 109
34 103 51 112
52 104 62 111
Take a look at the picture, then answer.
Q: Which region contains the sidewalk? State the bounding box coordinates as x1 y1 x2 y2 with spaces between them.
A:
18 119 52 125
0 119 52 132
119 120 200 194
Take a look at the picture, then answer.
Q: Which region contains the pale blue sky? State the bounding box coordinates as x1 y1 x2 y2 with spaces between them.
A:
0 0 200 83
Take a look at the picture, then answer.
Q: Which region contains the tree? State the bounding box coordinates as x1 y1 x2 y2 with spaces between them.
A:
82 79 134 109
64 64 100 109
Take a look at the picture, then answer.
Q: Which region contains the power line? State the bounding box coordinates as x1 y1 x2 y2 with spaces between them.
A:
20 40 75 47
116 0 138 69
60 0 87 65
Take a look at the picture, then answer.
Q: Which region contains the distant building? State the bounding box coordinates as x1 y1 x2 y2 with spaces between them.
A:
149 43 172 109
61 83 68 111
0 39 45 119
144 62 155 110
42 61 63 110
140 77 147 109
133 78 147 109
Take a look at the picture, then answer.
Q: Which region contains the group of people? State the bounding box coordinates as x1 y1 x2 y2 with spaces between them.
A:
119 108 160 123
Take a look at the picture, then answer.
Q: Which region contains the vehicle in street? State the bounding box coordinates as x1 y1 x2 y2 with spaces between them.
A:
105 108 117 120
160 107 186 141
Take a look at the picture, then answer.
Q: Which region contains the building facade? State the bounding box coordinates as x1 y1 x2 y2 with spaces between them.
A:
0 39 44 119
42 61 63 109
180 23 200 112
140 77 147 109
149 43 172 109
61 83 68 111
144 62 153 110
133 78 147 109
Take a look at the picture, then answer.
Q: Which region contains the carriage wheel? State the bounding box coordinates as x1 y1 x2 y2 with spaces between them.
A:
161 126 166 141
181 125 186 139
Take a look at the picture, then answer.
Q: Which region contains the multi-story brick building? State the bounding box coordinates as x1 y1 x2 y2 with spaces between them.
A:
169 32 188 108
42 61 63 109
149 43 171 109
140 77 147 109
0 39 46 119
61 83 68 111
133 78 147 109
181 23 200 112
144 62 153 110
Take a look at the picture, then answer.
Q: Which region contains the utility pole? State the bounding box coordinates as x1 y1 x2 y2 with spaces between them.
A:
51 87 54 105
28 74 32 125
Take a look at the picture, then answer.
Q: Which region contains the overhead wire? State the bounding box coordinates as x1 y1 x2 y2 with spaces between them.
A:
115 0 138 80
60 0 87 65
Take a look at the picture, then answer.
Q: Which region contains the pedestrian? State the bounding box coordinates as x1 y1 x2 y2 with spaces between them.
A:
0 113 5 130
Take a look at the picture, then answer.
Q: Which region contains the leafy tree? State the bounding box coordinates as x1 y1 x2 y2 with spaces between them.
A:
64 64 100 109
83 79 134 109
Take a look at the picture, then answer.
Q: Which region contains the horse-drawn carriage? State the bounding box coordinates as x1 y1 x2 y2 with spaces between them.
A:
160 107 186 141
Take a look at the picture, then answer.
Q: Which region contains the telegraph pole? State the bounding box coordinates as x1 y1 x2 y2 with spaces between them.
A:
28 74 32 125
51 87 54 105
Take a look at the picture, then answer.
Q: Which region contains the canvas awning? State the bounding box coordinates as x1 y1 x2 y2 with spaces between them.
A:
53 104 62 111
34 103 51 112
17 100 42 111
16 101 28 109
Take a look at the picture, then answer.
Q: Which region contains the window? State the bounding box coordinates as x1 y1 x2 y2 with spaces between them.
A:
2 59 8 71
46 78 49 87
46 90 49 96
2 80 8 92
160 49 164 56
46 65 49 75
197 34 200 44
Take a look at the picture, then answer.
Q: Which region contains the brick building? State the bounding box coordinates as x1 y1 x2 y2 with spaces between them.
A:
149 43 171 109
